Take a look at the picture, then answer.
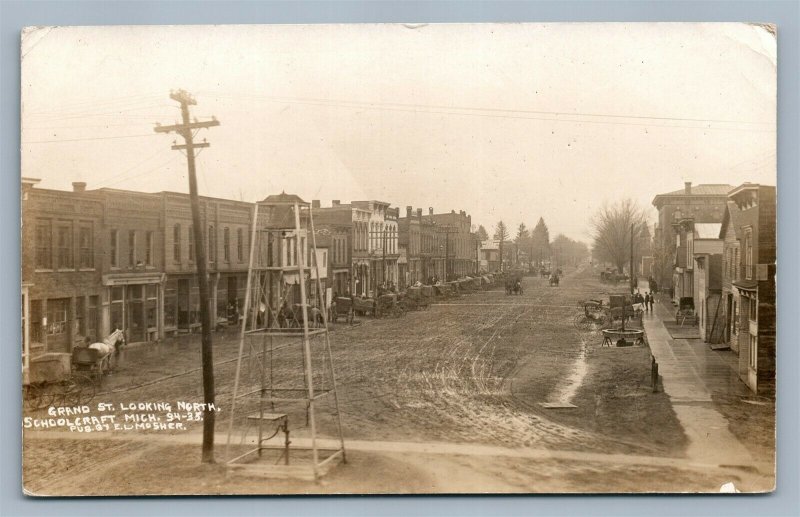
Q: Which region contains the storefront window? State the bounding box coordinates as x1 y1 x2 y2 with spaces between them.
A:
87 296 98 342
164 280 178 328
46 299 68 335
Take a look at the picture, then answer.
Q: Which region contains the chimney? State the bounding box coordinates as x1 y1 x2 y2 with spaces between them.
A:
332 200 340 206
312 199 321 209
417 208 422 218
72 181 87 193
429 207 434 216
406 205 412 218
684 181 692 195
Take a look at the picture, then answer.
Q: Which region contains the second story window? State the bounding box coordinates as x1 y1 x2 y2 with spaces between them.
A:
110 229 119 267
35 220 52 269
173 224 181 263
128 230 137 266
745 228 753 279
223 227 230 262
146 231 154 266
237 228 244 262
79 225 93 269
208 225 215 263
57 223 73 269
188 225 195 262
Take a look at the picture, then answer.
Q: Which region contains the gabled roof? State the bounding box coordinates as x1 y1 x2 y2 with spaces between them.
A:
719 202 745 240
260 191 307 205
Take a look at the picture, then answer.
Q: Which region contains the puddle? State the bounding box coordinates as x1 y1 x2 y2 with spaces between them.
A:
546 337 588 406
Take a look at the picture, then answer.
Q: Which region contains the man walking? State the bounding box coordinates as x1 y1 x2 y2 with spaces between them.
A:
647 292 654 312
644 292 651 312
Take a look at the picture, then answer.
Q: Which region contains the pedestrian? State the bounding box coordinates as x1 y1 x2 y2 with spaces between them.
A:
648 291 655 312
644 292 650 312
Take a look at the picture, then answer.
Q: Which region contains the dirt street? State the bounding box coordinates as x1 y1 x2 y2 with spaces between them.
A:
22 264 773 494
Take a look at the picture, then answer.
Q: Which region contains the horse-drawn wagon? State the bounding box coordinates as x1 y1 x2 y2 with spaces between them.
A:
352 296 376 317
375 293 406 318
23 329 125 410
331 296 355 324
403 286 431 311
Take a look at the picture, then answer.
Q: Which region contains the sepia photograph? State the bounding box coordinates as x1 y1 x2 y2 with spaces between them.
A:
19 22 776 495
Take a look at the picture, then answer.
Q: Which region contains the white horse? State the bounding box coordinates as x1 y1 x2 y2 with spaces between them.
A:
88 329 126 358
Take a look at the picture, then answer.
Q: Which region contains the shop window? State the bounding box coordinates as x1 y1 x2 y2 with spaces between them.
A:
76 297 86 336
164 282 178 329
35 220 52 269
749 334 757 369
30 300 43 343
749 295 757 321
146 284 158 331
87 296 98 342
46 299 68 336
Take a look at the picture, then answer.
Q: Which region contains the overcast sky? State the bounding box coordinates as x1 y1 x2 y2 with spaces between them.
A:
21 23 776 241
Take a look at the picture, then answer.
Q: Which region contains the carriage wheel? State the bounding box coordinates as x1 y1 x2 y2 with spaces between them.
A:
60 374 96 406
573 314 587 330
24 383 52 411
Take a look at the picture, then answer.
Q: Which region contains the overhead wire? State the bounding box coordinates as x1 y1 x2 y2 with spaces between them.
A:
23 133 160 144
200 90 774 133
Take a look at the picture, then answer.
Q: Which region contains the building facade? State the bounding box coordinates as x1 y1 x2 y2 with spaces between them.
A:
161 192 252 336
690 223 723 342
480 240 501 273
353 200 399 293
724 184 776 395
23 180 105 356
425 209 475 280
652 182 732 300
99 188 165 344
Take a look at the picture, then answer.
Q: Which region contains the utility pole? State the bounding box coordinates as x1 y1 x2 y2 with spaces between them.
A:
154 90 220 463
630 223 635 295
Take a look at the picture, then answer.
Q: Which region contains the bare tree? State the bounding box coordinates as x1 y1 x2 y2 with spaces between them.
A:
551 234 589 267
589 199 649 274
494 221 509 271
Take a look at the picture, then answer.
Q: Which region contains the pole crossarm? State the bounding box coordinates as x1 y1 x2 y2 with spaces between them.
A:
155 120 220 134
172 142 211 150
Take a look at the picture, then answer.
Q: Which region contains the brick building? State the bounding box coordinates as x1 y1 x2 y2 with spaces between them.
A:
98 188 165 344
651 182 732 300
314 201 371 297
22 180 105 357
353 200 399 293
312 201 352 296
161 192 252 336
722 184 776 395
424 208 476 280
